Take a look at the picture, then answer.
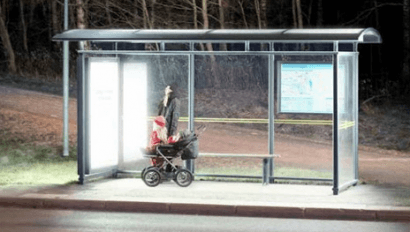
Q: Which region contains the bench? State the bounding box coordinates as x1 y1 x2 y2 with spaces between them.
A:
197 153 281 185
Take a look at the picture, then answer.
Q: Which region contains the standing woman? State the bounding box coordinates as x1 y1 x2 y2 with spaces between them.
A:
158 84 180 137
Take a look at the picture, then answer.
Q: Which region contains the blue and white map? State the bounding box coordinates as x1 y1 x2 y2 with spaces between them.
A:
280 63 343 114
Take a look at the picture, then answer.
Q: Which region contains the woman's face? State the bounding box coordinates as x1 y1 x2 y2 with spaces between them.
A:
165 86 172 95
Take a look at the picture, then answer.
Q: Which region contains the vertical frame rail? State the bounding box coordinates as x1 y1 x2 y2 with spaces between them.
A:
186 43 195 173
268 43 275 183
77 54 85 184
353 44 359 181
332 42 339 195
118 58 124 174
62 0 70 157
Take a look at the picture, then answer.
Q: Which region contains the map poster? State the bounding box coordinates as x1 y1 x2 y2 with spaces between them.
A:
279 63 344 114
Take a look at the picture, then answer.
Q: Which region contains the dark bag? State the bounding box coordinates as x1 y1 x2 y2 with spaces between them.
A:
174 131 198 160
181 138 198 160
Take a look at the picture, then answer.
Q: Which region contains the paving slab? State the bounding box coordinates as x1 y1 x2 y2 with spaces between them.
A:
1 178 410 221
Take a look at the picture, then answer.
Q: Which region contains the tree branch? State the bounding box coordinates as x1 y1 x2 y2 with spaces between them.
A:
341 2 403 26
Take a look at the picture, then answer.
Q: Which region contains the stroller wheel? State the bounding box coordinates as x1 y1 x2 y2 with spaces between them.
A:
143 169 161 187
174 169 193 187
141 166 155 178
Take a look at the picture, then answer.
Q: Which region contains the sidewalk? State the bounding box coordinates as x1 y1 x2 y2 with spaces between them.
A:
1 178 410 221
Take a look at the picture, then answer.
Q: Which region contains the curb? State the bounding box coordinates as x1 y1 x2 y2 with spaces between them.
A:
1 197 409 222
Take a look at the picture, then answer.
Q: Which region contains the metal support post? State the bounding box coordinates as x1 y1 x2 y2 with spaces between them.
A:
77 54 85 184
262 158 269 185
268 42 275 183
332 47 339 195
354 46 359 181
62 0 70 157
186 43 195 173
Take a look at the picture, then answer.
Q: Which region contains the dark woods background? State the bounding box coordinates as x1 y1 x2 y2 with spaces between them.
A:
0 0 409 103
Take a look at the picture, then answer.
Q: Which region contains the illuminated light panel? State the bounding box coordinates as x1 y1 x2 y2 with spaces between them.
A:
88 58 119 171
123 62 148 163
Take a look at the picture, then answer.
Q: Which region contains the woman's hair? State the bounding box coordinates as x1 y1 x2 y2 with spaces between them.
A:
166 83 179 104
153 123 168 143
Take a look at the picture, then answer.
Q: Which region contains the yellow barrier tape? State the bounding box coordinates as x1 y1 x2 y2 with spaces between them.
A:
149 116 357 127
149 116 334 125
339 121 355 130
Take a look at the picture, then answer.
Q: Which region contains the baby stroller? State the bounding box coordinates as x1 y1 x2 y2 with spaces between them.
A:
141 125 206 187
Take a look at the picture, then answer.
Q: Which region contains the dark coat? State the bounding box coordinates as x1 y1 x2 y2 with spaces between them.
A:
158 96 180 137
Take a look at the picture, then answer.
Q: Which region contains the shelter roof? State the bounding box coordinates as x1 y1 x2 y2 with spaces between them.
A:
53 28 381 43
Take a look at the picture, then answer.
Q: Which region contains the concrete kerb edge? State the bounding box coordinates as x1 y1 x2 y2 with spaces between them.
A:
1 197 410 222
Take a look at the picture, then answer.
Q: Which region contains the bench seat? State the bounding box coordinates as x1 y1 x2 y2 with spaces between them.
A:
198 153 280 185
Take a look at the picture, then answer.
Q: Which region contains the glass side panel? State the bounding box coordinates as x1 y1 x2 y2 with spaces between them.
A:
122 54 189 171
274 54 333 182
337 53 357 187
194 55 269 179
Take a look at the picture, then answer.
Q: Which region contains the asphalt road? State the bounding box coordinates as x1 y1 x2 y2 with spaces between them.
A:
1 207 410 232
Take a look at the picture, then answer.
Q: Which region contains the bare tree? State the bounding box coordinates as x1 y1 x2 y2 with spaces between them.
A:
191 0 205 50
77 0 86 29
218 0 227 50
296 0 303 28
292 0 297 28
317 0 323 26
0 2 17 74
77 0 89 50
260 0 267 28
202 0 213 53
237 0 248 28
193 0 199 29
403 0 410 86
105 0 113 26
142 0 150 29
19 0 28 52
254 0 261 28
151 0 156 28
51 0 60 34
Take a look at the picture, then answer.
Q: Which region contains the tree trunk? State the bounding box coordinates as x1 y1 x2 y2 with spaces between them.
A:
254 0 261 29
51 0 60 34
132 0 141 28
20 0 28 52
237 0 248 29
141 0 155 50
292 0 297 28
202 0 217 88
76 0 88 50
296 0 303 28
0 3 17 74
260 0 267 28
1 0 7 23
307 0 313 26
278 0 284 27
202 0 213 53
151 0 156 29
403 0 410 87
317 0 323 26
142 0 149 29
19 0 28 52
193 0 199 29
77 0 86 29
106 0 112 26
218 0 227 51
193 0 205 50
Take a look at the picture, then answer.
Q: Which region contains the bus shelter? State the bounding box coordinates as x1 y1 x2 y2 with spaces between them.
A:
53 28 381 195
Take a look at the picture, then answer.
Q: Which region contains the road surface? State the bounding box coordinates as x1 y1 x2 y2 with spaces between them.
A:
1 207 410 232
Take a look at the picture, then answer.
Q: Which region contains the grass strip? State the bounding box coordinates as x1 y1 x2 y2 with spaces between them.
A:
0 132 78 186
0 161 77 186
